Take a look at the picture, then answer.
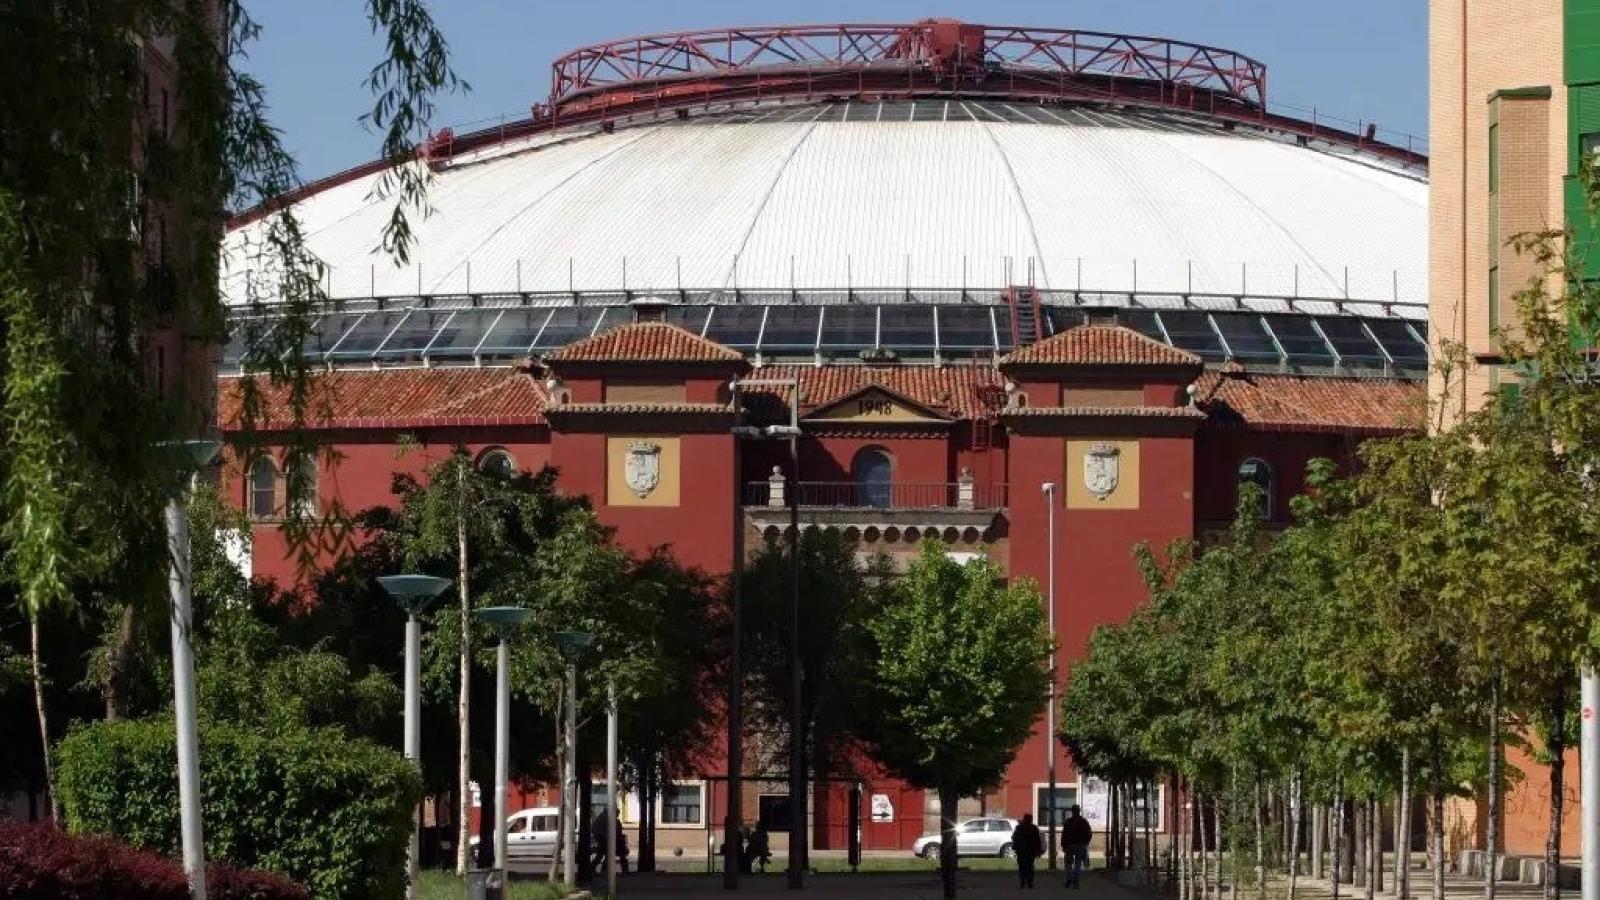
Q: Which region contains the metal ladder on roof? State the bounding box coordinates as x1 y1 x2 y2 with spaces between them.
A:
1006 285 1044 348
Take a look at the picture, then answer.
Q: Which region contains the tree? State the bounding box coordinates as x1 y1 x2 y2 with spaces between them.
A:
1 0 462 821
739 530 888 785
860 541 1052 899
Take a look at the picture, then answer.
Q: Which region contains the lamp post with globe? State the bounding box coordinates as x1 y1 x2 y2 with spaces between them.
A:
157 438 223 900
378 574 452 900
554 629 594 888
474 605 535 877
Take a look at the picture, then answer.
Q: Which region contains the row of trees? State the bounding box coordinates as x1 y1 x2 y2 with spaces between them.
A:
1062 202 1600 900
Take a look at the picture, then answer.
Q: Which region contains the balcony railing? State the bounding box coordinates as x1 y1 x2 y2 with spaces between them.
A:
743 479 1007 510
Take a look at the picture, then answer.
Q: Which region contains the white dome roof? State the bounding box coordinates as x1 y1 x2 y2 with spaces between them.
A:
223 100 1426 310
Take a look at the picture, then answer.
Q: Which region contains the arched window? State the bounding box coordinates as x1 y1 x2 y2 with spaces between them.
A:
852 448 893 508
478 447 516 479
1237 458 1273 520
290 457 318 518
249 457 277 518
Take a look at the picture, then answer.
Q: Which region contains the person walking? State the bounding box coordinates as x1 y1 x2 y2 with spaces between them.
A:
748 822 772 873
1012 813 1044 888
1062 805 1093 889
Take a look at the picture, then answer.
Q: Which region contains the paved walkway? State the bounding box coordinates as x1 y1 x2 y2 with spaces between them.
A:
592 869 1146 898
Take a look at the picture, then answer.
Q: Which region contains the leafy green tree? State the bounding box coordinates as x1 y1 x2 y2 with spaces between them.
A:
1 0 462 818
740 530 889 785
860 541 1051 899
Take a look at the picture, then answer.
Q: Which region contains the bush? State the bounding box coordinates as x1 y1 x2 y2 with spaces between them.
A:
0 819 308 900
56 718 421 900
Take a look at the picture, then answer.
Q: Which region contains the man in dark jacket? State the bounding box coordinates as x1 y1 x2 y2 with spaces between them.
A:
1062 805 1093 888
1011 813 1044 888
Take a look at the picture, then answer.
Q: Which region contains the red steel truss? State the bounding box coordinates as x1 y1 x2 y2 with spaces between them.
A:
545 20 1268 115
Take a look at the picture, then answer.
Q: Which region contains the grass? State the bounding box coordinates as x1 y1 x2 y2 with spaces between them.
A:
416 869 567 900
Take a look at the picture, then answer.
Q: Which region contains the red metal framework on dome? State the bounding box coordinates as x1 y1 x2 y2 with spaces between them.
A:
544 20 1269 117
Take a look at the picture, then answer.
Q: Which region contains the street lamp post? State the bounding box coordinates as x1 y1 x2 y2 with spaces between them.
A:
378 575 452 900
730 377 803 890
606 680 619 900
159 438 222 900
476 606 534 880
1041 482 1059 871
555 630 595 889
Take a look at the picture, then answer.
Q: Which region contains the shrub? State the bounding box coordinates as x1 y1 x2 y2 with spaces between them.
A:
0 819 308 900
56 718 421 900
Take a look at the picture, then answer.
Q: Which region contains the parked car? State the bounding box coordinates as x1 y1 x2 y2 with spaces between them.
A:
911 817 1019 859
468 807 565 864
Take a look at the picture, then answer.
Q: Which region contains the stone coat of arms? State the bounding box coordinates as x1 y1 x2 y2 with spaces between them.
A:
1083 442 1120 501
624 441 662 498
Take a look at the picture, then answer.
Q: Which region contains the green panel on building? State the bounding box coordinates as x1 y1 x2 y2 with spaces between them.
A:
1569 0 1600 85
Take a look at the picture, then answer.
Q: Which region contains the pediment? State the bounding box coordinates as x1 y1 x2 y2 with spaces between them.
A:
803 386 950 424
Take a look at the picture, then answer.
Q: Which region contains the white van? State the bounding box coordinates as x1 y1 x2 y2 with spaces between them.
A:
469 807 564 864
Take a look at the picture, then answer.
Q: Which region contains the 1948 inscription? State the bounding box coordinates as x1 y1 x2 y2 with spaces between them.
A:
857 397 894 416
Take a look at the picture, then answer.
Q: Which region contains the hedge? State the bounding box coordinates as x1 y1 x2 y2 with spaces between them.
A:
56 718 422 900
0 819 309 900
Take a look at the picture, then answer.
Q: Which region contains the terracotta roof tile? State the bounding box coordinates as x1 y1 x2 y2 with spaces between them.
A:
1002 405 1204 419
746 365 1006 421
217 369 547 431
546 321 744 364
547 402 732 415
1196 372 1424 434
1001 324 1202 368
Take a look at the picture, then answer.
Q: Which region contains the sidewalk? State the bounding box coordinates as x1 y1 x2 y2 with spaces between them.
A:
588 868 1142 898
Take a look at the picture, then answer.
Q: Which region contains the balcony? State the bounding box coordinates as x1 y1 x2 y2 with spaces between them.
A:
742 473 1005 538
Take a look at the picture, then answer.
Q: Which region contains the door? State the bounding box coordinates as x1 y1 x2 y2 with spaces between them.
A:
505 814 534 861
957 819 993 856
526 814 559 861
987 819 1015 855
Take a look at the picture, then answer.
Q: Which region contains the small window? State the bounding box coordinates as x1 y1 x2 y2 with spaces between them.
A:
959 820 986 834
987 820 1013 832
757 794 793 830
662 783 702 825
1035 785 1079 828
1237 458 1273 521
478 447 516 479
289 457 318 518
1583 132 1600 165
249 458 276 518
1128 783 1165 831
530 815 558 832
507 816 529 835
1488 122 1499 194
852 448 893 508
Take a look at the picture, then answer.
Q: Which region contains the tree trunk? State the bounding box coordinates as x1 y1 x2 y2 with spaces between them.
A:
1288 776 1302 900
1372 797 1383 893
1332 788 1344 900
548 707 563 882
29 616 59 822
1343 797 1357 885
1432 734 1446 900
1313 805 1325 880
578 769 593 885
103 603 137 720
1110 782 1121 870
640 756 657 873
1486 672 1501 900
1546 682 1566 900
1213 793 1224 900
1254 780 1266 900
1400 747 1412 900
1365 798 1377 899
454 466 473 876
938 785 959 900
1354 796 1367 889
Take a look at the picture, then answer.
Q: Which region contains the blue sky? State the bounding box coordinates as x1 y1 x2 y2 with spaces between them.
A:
245 0 1426 181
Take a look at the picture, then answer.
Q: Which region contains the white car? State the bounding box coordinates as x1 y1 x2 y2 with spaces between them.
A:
468 807 565 864
912 817 1019 859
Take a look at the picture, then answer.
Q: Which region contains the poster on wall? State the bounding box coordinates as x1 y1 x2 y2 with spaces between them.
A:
1080 776 1110 829
870 793 895 822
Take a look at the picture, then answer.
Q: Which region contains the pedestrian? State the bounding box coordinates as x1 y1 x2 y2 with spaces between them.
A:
1011 813 1044 888
1062 805 1092 888
748 822 772 873
738 824 754 874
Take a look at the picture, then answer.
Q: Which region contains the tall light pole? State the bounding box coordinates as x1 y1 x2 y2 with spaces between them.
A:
1583 670 1598 900
1041 482 1059 871
606 680 619 900
555 630 595 889
731 376 802 890
379 575 452 900
476 606 534 879
159 438 222 900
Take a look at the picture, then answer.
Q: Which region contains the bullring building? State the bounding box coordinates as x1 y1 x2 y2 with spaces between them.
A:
220 20 1428 853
